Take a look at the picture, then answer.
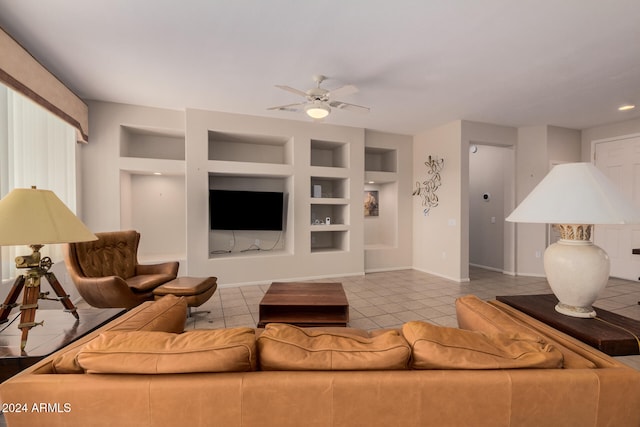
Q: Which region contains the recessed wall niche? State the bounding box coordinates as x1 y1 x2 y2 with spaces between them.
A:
310 177 349 199
364 182 397 248
310 139 348 168
208 131 292 165
365 147 397 172
207 173 291 257
119 171 186 261
311 230 349 253
120 126 185 160
311 203 348 226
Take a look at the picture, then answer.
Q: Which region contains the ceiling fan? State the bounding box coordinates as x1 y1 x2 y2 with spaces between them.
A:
268 75 370 119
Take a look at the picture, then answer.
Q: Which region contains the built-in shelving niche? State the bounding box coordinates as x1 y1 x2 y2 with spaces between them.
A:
310 176 349 199
310 203 348 226
120 125 185 160
311 230 349 253
118 125 187 265
364 146 399 250
365 147 397 172
208 131 292 165
309 175 350 253
308 138 350 254
310 139 348 168
207 173 292 258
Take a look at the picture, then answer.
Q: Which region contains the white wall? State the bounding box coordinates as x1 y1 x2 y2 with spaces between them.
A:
513 125 581 276
513 126 548 276
548 126 581 162
412 121 463 281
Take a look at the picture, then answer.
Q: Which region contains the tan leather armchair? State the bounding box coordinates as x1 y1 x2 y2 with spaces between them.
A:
64 230 179 309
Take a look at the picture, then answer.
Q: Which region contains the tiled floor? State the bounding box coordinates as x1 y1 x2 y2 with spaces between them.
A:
185 266 640 369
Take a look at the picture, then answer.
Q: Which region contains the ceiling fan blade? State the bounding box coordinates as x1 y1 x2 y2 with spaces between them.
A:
329 100 370 114
275 85 308 98
328 84 358 98
267 102 305 111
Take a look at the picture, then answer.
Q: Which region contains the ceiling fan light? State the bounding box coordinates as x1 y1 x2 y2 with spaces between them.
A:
305 102 330 119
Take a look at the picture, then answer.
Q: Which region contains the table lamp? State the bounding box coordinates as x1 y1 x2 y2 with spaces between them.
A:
506 163 639 318
0 187 97 350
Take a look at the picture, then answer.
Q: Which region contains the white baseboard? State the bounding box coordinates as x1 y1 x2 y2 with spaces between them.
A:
364 266 413 274
412 266 470 283
217 271 366 288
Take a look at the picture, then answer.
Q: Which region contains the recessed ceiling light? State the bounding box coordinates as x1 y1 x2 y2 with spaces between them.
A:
153 172 162 175
367 181 375 184
618 104 635 111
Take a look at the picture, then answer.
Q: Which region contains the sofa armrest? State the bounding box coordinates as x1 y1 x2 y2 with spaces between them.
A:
136 261 179 277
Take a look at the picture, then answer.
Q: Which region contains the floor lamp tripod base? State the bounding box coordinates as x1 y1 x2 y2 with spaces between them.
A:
0 245 79 351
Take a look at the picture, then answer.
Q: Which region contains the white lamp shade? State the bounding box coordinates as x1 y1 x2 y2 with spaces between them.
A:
506 162 640 225
0 187 97 246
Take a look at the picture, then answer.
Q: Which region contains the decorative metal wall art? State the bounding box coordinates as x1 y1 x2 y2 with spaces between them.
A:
413 155 444 215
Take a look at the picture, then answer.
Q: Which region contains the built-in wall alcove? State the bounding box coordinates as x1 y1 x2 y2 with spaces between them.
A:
120 125 185 160
365 147 397 172
311 230 349 253
208 131 292 165
207 173 292 257
118 124 187 268
119 171 187 264
310 176 349 199
364 181 398 249
310 139 349 168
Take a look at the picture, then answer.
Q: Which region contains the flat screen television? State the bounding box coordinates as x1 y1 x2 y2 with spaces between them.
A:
209 189 284 231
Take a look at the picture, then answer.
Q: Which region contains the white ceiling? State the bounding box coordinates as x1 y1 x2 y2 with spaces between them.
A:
1 0 639 135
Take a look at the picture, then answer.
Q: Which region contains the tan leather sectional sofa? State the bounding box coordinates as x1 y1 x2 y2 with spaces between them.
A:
1 294 639 427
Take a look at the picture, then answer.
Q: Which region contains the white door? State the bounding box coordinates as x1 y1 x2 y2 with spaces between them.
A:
594 135 640 281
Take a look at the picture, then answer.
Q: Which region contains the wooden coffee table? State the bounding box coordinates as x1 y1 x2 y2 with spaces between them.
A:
257 282 349 328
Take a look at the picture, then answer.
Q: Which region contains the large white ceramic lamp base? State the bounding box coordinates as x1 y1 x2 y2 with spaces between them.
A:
543 224 610 318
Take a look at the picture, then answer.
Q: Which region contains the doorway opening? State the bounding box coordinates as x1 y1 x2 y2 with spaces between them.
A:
468 143 515 275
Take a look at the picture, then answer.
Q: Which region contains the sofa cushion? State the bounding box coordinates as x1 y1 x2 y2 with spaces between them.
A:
77 328 257 374
257 323 411 370
402 320 563 369
455 295 596 369
52 295 187 374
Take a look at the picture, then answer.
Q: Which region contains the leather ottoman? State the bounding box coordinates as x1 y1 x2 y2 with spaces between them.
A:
153 277 217 311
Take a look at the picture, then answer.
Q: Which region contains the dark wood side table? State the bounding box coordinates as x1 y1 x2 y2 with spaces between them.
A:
497 294 640 356
0 308 124 382
258 282 349 328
